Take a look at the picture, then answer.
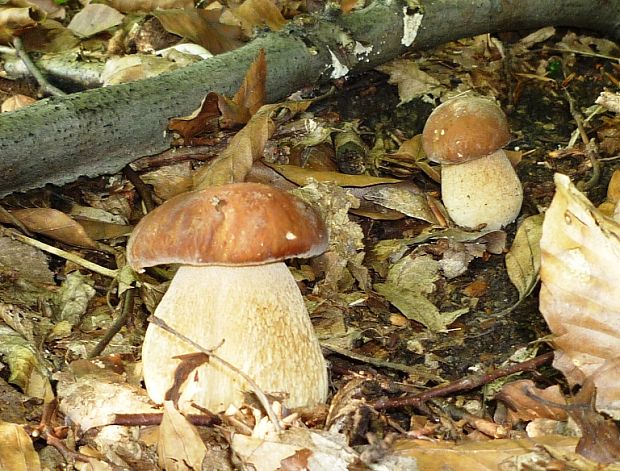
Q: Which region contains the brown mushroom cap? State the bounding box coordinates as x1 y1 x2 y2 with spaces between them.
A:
127 182 328 270
422 96 511 164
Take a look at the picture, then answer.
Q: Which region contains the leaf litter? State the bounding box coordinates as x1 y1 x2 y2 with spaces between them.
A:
1 5 620 469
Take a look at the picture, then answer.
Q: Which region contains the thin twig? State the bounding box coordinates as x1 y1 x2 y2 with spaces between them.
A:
371 352 553 410
148 315 282 432
13 37 66 97
88 288 135 358
113 412 221 427
0 226 118 278
321 341 440 381
563 88 602 190
123 165 156 213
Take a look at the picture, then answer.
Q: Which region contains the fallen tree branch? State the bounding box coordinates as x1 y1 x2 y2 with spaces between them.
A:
0 0 618 196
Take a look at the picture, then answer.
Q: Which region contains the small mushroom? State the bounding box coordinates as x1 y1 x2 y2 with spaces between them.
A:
127 183 329 412
422 96 523 230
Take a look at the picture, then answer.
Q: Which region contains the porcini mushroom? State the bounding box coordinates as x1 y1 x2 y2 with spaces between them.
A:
422 96 523 230
127 183 329 412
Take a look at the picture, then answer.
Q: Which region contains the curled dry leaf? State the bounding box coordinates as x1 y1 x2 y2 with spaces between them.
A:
495 379 568 422
0 324 53 401
192 101 310 189
0 208 98 248
540 173 620 415
393 434 580 470
376 59 442 105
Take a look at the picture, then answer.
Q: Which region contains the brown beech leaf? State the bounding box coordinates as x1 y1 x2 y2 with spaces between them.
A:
540 173 620 414
231 0 286 34
168 92 221 139
169 49 265 137
193 101 310 189
0 208 97 248
219 48 266 127
154 8 243 54
568 370 620 464
495 379 568 422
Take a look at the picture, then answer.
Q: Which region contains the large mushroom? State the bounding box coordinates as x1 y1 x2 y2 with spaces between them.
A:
127 183 329 413
422 96 523 230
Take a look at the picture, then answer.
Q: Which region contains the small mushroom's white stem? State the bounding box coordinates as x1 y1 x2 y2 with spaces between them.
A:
440 149 523 230
141 263 328 413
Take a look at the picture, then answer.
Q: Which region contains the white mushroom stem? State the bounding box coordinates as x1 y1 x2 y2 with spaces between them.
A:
440 149 523 230
141 263 328 413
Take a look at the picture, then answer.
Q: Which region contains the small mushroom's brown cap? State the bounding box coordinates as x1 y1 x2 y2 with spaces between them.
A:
127 183 328 270
422 96 510 164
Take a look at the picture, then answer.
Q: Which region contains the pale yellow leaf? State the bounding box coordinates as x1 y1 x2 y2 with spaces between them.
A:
393 435 581 471
266 163 401 187
158 402 207 471
505 213 544 300
0 421 40 471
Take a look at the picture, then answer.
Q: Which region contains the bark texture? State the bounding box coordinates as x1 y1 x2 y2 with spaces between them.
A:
0 0 618 196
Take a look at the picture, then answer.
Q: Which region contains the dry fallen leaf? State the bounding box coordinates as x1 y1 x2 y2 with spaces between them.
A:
540 173 620 417
154 8 243 54
67 3 124 38
0 420 40 471
219 48 267 127
231 0 286 35
266 163 401 187
495 379 568 422
158 402 207 471
168 92 221 139
0 208 98 249
231 427 359 470
1 94 36 112
55 359 160 432
393 435 582 470
0 324 53 401
193 101 310 189
376 59 442 105
107 0 193 13
505 213 543 300
0 7 39 44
